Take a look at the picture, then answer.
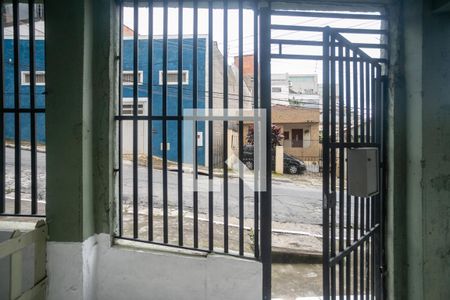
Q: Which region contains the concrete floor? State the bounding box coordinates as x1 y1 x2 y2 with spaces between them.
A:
272 263 323 299
2 147 325 298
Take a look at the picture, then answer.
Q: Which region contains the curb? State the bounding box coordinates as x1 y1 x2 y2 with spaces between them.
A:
5 144 46 154
272 247 322 264
272 177 293 183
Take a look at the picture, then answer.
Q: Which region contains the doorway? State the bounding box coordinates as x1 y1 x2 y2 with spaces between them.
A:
268 7 388 300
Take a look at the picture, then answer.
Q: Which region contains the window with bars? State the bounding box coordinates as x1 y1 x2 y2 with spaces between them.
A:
21 71 46 85
158 70 189 85
115 1 268 266
122 102 144 115
123 70 144 85
0 1 46 217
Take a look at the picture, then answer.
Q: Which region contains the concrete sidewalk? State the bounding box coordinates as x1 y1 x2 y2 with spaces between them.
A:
121 204 323 262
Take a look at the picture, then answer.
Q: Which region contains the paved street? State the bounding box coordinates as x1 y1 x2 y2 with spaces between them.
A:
4 147 323 225
121 161 323 225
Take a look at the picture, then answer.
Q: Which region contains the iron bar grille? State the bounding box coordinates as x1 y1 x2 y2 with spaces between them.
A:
115 0 270 261
270 9 389 64
322 29 385 300
0 0 45 217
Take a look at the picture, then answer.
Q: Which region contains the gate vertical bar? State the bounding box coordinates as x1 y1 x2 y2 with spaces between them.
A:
345 47 352 299
352 51 359 300
13 0 21 214
365 62 371 300
132 0 139 239
370 63 376 300
0 0 4 214
322 27 331 300
253 0 259 259
259 5 271 299
330 34 337 300
29 0 38 215
148 0 154 242
162 0 169 244
338 43 345 300
118 2 124 236
238 0 244 256
380 73 388 300
208 0 214 252
223 0 229 253
192 0 199 249
177 0 184 246
359 60 365 300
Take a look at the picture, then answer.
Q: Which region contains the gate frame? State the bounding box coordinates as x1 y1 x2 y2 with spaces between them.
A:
322 28 386 299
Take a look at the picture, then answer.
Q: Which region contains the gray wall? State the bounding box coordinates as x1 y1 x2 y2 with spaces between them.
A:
387 0 450 299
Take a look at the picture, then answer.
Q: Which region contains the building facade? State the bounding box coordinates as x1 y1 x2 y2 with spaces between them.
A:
272 105 321 165
4 24 209 165
121 35 207 165
4 22 46 143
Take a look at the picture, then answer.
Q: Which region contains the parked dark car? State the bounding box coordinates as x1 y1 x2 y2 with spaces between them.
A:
242 145 306 175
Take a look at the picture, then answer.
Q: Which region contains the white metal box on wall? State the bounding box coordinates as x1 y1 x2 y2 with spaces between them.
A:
347 147 379 197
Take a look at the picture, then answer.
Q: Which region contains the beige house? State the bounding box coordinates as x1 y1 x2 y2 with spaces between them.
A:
241 104 321 170
271 105 321 163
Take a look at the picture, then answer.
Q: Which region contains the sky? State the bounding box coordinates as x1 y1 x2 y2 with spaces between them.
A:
123 7 383 84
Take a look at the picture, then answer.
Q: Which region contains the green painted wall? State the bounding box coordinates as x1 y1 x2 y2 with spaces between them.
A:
388 0 450 298
46 0 94 242
386 1 408 298
404 1 425 299
46 0 115 242
421 0 450 298
91 0 117 237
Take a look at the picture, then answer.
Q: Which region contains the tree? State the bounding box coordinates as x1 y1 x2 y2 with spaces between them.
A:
246 124 284 149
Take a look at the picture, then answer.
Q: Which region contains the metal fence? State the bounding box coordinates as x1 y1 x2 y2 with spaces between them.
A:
322 28 386 300
270 8 388 299
0 0 45 217
115 0 271 263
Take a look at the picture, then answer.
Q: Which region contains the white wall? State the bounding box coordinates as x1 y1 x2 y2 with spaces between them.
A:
47 235 98 300
47 234 262 300
271 73 290 106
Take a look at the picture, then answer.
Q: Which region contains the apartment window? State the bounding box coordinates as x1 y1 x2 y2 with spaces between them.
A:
291 129 303 148
122 102 144 115
159 70 189 85
123 70 144 85
272 87 282 93
21 71 45 85
283 131 290 140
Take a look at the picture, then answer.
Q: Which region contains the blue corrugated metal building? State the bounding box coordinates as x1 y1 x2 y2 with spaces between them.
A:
122 36 206 165
4 37 46 143
4 33 207 165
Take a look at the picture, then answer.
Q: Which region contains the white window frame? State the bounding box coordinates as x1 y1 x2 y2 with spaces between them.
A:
158 70 189 85
123 70 144 86
121 98 146 116
21 71 46 86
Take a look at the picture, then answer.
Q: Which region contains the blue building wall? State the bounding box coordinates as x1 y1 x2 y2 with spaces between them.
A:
4 37 206 165
4 38 46 143
122 37 206 165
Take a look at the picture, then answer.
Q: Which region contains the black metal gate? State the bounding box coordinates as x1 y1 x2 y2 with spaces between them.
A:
322 28 386 299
